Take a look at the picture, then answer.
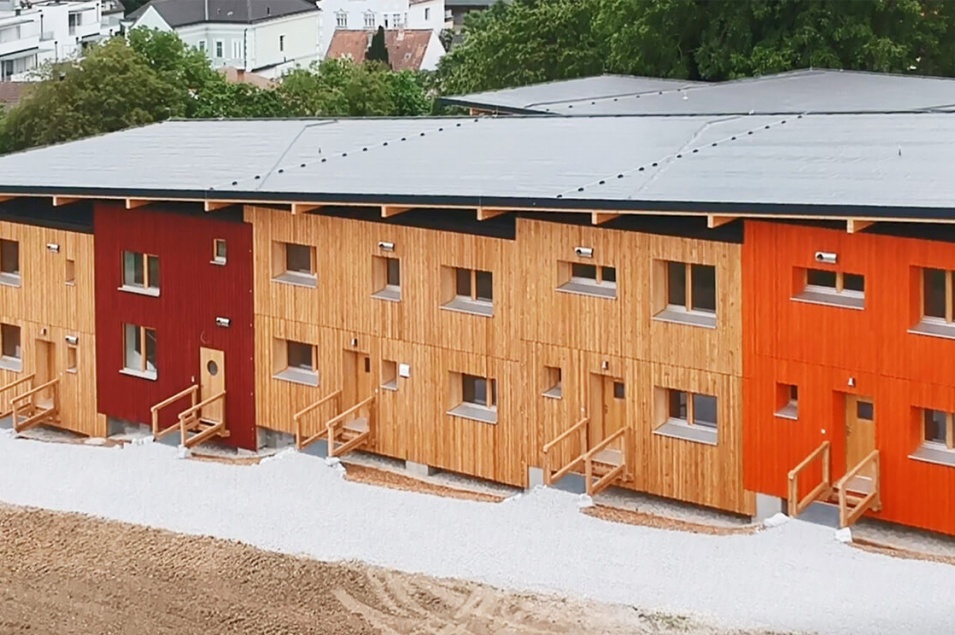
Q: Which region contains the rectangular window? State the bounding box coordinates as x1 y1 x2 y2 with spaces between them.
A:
381 359 398 390
364 11 375 28
121 251 160 295
0 322 21 371
912 268 955 339
66 344 78 373
655 387 718 445
273 339 318 386
336 11 348 27
122 323 157 379
911 408 955 468
557 261 617 299
775 383 798 420
654 261 717 327
543 366 562 399
0 238 20 285
795 268 865 309
424 7 430 19
278 35 285 52
449 372 498 423
213 239 227 265
393 13 401 27
442 267 493 316
198 40 207 52
372 256 401 301
272 242 317 287
65 259 76 285
232 40 242 59
215 40 224 58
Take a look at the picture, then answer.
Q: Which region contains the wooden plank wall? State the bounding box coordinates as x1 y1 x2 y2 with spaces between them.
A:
0 221 99 436
743 220 955 535
248 207 750 510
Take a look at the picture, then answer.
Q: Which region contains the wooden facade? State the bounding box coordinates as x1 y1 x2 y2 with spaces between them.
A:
93 203 257 450
743 220 955 535
0 215 99 436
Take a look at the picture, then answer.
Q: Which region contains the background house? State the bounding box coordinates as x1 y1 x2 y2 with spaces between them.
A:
318 0 445 63
124 0 321 79
325 28 444 71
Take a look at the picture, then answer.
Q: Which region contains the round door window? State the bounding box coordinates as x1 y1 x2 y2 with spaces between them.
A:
207 360 219 376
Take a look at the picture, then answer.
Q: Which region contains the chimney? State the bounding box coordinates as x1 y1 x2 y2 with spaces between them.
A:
204 0 208 21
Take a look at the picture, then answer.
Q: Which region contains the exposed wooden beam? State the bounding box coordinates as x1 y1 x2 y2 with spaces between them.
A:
292 203 324 215
707 214 737 228
125 198 152 209
203 200 234 212
477 207 507 221
847 219 875 234
52 196 81 207
381 205 413 218
591 212 621 225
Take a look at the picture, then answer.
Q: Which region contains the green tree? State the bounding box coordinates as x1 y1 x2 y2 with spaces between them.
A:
365 26 391 67
121 0 149 15
193 81 290 118
128 27 221 114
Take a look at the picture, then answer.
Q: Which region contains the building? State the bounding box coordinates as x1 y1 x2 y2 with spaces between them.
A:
325 28 444 71
124 0 321 79
1 76 955 537
0 0 114 82
318 0 445 63
445 0 498 31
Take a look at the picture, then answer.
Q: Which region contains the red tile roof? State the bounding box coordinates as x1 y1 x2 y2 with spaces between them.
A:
218 67 275 90
326 29 435 72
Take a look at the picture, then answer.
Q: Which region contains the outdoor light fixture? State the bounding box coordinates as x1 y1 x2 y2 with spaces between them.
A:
814 251 837 264
215 317 231 328
378 241 395 252
65 335 78 345
575 246 594 258
46 243 60 252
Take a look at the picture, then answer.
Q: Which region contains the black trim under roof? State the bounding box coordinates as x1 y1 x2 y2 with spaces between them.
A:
0 198 93 233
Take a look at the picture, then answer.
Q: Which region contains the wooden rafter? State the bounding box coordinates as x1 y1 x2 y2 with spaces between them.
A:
847 219 875 234
125 199 152 209
292 203 323 215
203 200 234 212
381 205 413 218
52 196 81 207
707 215 737 229
477 207 507 221
591 212 621 225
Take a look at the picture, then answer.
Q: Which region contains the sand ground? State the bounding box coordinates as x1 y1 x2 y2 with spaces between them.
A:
0 504 789 635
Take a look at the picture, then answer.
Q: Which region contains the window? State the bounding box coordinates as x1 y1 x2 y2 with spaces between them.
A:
0 238 19 285
384 14 390 27
613 381 625 399
654 387 718 445
198 40 207 52
543 366 562 399
0 323 21 371
654 261 717 328
232 40 242 59
381 359 398 390
449 372 497 423
372 256 401 301
775 384 798 419
393 13 402 27
122 324 157 379
424 7 430 19
272 242 316 287
794 268 865 309
273 339 318 386
66 344 78 373
121 251 160 295
910 408 955 467
557 262 617 299
364 11 375 28
215 40 224 58
65 259 75 285
912 268 955 338
336 10 348 27
212 239 227 265
279 35 285 52
442 267 493 316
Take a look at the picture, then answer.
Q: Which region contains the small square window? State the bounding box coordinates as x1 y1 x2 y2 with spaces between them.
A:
279 34 285 52
655 261 716 327
287 341 313 371
1 322 21 362
475 271 493 302
273 339 318 386
856 400 874 421
613 381 625 399
381 359 398 390
807 269 837 288
668 389 688 420
65 259 75 285
286 244 312 274
775 383 798 419
443 267 493 316
0 239 19 281
66 345 78 373
449 372 498 423
213 239 227 265
273 242 316 287
924 409 947 444
693 393 718 428
543 366 562 398
372 256 401 301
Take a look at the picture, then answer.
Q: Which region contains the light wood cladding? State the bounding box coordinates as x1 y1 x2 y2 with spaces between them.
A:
248 207 750 509
0 221 99 437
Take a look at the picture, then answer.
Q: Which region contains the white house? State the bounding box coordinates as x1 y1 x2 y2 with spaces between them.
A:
0 0 115 81
318 0 445 62
124 0 321 79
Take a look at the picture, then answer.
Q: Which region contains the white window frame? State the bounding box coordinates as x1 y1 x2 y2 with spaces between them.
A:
336 10 348 27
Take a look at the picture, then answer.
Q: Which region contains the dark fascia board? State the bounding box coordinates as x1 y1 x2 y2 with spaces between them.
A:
4 184 955 221
435 97 551 115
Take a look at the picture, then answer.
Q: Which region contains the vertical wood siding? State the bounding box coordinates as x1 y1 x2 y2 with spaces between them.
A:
94 203 256 450
744 220 955 535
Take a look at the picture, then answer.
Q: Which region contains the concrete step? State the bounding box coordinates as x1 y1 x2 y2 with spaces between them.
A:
798 500 841 528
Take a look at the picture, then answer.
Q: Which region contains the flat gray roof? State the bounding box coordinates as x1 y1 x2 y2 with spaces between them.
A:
442 70 955 116
0 113 953 217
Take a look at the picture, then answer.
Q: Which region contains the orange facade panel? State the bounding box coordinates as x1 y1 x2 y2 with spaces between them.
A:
743 220 955 535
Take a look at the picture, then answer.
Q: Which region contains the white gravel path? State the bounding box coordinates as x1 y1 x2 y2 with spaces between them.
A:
0 432 951 635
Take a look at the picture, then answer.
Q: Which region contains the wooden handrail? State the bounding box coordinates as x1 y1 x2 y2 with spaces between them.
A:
583 426 626 461
543 416 588 455
0 373 35 395
787 441 830 480
787 441 831 518
151 385 198 438
836 450 880 528
583 427 630 497
326 395 375 431
177 391 226 421
542 416 589 486
11 376 60 403
835 449 879 490
151 385 198 414
294 389 341 421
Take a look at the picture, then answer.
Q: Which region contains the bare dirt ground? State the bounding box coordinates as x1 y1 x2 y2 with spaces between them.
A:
0 504 792 635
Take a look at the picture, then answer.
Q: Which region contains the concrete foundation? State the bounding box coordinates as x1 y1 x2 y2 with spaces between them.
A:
406 460 437 477
754 493 785 522
257 428 296 452
527 467 545 489
529 467 586 495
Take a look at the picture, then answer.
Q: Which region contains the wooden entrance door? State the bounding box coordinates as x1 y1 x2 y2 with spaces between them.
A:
342 350 372 407
34 339 55 407
199 347 225 423
845 394 876 470
589 374 626 446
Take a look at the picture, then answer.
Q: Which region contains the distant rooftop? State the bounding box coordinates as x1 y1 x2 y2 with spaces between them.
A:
127 0 318 28
326 29 436 72
441 69 955 115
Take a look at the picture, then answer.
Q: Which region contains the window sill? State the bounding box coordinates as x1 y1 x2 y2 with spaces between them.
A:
908 320 955 341
273 368 319 387
447 403 498 424
542 387 562 400
119 367 157 381
774 404 798 420
654 419 718 446
0 357 22 373
792 291 864 310
65 368 78 374
556 281 617 299
381 380 398 392
653 307 717 329
210 259 227 267
441 297 493 318
909 444 955 468
372 287 401 302
272 272 317 288
118 285 160 298
0 273 21 288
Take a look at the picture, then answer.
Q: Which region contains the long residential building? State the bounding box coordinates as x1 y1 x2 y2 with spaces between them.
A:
1 72 955 537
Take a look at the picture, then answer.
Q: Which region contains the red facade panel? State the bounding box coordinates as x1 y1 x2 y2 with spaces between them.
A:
744 220 955 535
94 203 256 450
